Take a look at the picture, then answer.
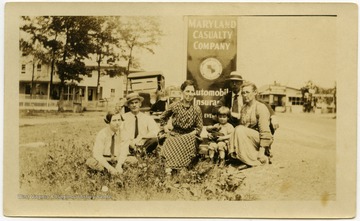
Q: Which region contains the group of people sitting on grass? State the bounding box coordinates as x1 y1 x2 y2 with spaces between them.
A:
86 71 279 176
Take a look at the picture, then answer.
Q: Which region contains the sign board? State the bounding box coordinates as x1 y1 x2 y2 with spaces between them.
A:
269 85 286 95
186 16 237 125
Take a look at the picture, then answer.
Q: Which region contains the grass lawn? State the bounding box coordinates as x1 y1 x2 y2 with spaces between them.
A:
19 115 250 201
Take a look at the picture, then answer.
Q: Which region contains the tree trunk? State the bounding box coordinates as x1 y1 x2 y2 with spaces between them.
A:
96 55 101 101
31 61 35 99
58 85 65 112
49 32 58 99
125 47 133 95
58 28 70 112
50 57 55 99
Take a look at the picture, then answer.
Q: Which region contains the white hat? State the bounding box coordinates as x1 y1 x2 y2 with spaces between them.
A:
227 71 244 81
125 92 144 106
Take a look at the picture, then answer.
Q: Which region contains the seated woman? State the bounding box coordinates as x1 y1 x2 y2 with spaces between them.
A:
229 82 273 168
159 80 203 174
86 111 129 176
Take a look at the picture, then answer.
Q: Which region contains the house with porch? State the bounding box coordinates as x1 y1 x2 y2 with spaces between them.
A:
19 56 127 111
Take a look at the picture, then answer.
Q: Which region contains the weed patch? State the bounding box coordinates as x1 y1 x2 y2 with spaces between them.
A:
19 120 252 201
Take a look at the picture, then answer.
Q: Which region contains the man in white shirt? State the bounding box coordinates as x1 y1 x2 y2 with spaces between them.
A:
213 71 244 127
122 92 160 156
86 111 129 176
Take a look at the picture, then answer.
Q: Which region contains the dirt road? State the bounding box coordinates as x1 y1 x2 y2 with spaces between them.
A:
19 111 104 126
240 113 336 201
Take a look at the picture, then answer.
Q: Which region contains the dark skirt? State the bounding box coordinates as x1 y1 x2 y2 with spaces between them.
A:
161 133 197 169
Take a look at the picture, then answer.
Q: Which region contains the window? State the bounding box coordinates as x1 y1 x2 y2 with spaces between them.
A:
110 89 115 98
21 64 26 74
88 89 93 101
37 63 41 72
289 97 303 105
25 84 31 94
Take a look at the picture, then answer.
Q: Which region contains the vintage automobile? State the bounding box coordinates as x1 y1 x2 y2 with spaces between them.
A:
127 71 165 112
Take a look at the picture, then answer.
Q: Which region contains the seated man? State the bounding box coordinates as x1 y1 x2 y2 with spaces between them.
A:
86 111 129 176
122 92 160 156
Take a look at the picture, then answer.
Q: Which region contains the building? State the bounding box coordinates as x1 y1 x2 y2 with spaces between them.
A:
77 63 126 110
258 82 303 113
258 82 336 114
19 56 126 111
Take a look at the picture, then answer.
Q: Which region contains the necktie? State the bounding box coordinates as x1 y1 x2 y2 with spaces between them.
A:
110 133 115 162
232 94 239 113
134 115 139 138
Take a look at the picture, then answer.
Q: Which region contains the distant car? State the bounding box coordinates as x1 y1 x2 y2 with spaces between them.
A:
127 71 165 112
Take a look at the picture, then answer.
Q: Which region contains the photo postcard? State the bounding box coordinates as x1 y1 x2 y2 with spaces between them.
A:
3 2 358 218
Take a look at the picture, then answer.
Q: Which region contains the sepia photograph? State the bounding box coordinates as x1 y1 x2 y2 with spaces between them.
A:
3 1 358 219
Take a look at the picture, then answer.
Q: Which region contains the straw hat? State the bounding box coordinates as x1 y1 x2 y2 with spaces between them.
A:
227 71 244 81
125 92 144 106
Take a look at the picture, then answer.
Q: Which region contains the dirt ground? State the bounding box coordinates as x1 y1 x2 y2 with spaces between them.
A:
19 110 336 201
241 113 336 201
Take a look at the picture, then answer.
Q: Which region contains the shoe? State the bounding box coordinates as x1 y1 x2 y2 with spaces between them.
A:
218 160 225 168
204 158 212 163
238 164 249 170
165 168 172 176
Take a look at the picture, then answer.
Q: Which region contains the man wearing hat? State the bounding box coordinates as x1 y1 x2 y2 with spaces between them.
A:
122 92 160 156
212 71 279 164
213 71 244 127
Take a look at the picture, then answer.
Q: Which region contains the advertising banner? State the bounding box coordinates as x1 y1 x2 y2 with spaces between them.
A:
187 16 237 125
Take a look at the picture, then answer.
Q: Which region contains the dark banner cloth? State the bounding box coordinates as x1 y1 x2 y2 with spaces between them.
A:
187 16 237 125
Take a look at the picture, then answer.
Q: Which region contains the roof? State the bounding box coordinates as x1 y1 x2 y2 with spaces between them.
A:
128 71 164 79
258 84 300 95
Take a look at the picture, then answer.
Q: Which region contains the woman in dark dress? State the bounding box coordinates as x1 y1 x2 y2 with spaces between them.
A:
159 80 203 174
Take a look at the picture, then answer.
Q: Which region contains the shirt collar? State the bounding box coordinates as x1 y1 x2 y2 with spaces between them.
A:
106 127 117 136
130 112 140 118
232 92 240 97
180 101 193 108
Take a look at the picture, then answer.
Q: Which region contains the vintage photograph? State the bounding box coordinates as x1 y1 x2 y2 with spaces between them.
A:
3 2 358 218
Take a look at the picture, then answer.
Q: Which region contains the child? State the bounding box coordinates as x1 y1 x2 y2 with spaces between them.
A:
206 106 234 167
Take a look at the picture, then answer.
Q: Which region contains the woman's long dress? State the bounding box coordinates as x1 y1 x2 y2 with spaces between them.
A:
159 102 203 169
229 100 273 166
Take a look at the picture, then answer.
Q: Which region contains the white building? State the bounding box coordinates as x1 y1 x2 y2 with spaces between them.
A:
258 82 303 113
19 56 126 111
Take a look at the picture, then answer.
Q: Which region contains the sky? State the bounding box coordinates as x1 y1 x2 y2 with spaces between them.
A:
139 15 337 90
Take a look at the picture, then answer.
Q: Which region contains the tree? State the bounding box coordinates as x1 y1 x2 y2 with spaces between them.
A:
301 80 337 113
115 16 163 94
52 16 95 110
43 16 64 99
89 17 122 99
20 16 163 109
20 16 51 98
20 16 92 101
300 81 317 113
